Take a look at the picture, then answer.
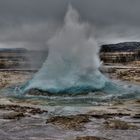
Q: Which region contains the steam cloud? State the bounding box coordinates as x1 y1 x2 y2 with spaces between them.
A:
24 5 108 93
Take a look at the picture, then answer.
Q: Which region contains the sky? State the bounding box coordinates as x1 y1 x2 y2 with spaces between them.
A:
0 0 140 50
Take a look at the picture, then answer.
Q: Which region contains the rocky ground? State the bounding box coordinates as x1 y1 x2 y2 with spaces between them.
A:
0 97 139 140
101 61 140 84
0 64 139 140
0 71 32 88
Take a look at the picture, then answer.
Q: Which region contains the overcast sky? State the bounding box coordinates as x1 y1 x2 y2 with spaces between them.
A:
0 0 140 49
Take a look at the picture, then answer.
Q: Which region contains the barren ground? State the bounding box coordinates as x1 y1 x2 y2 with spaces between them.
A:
0 63 139 140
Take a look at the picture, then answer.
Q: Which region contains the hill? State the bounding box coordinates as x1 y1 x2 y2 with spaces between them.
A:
100 42 140 52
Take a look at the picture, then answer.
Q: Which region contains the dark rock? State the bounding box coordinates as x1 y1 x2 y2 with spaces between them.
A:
2 112 25 120
28 108 47 115
132 114 140 119
26 88 89 96
75 136 110 140
91 113 130 119
46 114 90 130
135 100 140 104
0 104 48 115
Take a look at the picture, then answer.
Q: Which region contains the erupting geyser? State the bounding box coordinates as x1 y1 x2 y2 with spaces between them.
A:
24 6 108 94
22 6 139 101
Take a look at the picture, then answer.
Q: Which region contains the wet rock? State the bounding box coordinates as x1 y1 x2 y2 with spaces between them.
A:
90 112 130 119
0 104 48 115
135 99 140 104
90 114 112 119
46 115 90 130
2 112 25 120
27 88 88 96
104 119 138 130
75 136 109 140
26 88 50 96
132 114 140 119
27 108 47 115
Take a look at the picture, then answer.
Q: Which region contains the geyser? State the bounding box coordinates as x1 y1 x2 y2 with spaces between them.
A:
22 6 139 101
23 6 108 94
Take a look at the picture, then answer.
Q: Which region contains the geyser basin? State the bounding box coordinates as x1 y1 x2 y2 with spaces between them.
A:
18 6 139 103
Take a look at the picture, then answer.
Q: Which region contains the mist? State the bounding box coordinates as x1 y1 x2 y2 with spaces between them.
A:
24 5 107 93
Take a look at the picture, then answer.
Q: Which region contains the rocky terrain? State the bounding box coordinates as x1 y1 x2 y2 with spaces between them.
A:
0 43 140 140
100 42 140 83
100 61 140 83
0 67 139 140
0 71 32 88
0 97 139 140
100 42 140 64
0 48 47 69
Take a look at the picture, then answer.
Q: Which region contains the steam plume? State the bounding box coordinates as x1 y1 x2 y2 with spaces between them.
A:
24 5 107 93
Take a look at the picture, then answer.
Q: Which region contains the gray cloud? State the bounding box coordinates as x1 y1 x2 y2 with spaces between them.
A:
0 0 140 26
0 0 140 49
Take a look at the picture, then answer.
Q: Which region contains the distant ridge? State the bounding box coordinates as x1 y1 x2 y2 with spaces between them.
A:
101 42 140 52
0 48 27 53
